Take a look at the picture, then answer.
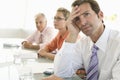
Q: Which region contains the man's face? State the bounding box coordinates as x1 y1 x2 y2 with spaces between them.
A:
75 3 103 36
35 16 46 32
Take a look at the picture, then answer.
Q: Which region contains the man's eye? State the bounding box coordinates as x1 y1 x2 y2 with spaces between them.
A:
74 17 80 21
84 13 90 17
54 17 65 21
57 18 62 20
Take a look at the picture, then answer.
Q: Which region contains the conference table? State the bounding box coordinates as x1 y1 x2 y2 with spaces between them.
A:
0 38 53 80
0 38 82 80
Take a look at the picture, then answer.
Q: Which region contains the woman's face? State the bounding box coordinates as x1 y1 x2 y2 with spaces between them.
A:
54 12 66 30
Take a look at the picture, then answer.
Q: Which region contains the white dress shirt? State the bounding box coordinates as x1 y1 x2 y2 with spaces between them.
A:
54 27 120 80
25 26 56 48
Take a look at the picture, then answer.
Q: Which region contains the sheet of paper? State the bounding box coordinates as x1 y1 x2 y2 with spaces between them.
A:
25 61 54 73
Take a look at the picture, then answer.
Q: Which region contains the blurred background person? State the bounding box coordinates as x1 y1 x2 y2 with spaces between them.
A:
22 13 56 50
38 7 70 60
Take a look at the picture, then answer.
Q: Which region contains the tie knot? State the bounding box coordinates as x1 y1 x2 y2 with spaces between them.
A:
40 33 43 36
93 44 99 50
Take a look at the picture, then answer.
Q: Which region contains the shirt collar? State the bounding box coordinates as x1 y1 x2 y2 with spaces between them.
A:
39 26 48 34
95 27 110 52
59 31 69 39
63 31 69 39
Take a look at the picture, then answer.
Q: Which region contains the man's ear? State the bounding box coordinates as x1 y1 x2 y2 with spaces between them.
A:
98 10 104 21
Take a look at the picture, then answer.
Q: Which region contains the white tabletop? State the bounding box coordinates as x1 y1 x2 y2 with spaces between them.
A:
0 38 53 80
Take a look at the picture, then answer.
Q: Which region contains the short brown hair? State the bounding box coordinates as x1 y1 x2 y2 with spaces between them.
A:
57 7 70 20
72 0 100 14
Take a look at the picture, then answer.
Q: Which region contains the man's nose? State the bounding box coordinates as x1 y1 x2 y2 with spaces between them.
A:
80 16 86 26
37 23 41 26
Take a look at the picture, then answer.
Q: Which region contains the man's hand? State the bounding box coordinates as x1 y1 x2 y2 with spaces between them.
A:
42 75 63 80
76 68 86 79
66 6 81 35
22 41 32 49
65 6 81 43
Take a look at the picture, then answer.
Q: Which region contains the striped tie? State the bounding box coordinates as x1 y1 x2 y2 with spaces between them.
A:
87 44 99 80
40 33 43 43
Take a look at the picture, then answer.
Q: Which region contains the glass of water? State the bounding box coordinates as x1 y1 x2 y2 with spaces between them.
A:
19 66 33 80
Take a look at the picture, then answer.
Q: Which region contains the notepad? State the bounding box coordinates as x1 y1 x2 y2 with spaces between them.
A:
25 62 54 73
17 52 38 59
21 53 37 59
3 43 20 48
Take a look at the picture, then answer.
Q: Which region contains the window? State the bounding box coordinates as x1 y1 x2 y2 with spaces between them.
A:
97 0 120 30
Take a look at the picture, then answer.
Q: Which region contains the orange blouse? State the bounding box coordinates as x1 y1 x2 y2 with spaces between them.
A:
45 31 69 52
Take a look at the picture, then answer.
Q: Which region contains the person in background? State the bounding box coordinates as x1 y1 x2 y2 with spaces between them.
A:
42 0 120 80
38 7 70 60
22 13 56 50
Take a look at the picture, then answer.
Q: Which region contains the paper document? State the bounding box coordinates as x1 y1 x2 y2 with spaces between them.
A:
25 61 54 74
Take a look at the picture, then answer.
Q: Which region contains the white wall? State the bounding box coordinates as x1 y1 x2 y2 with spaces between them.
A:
0 29 33 38
24 0 73 30
0 0 119 38
0 0 26 29
0 0 73 38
